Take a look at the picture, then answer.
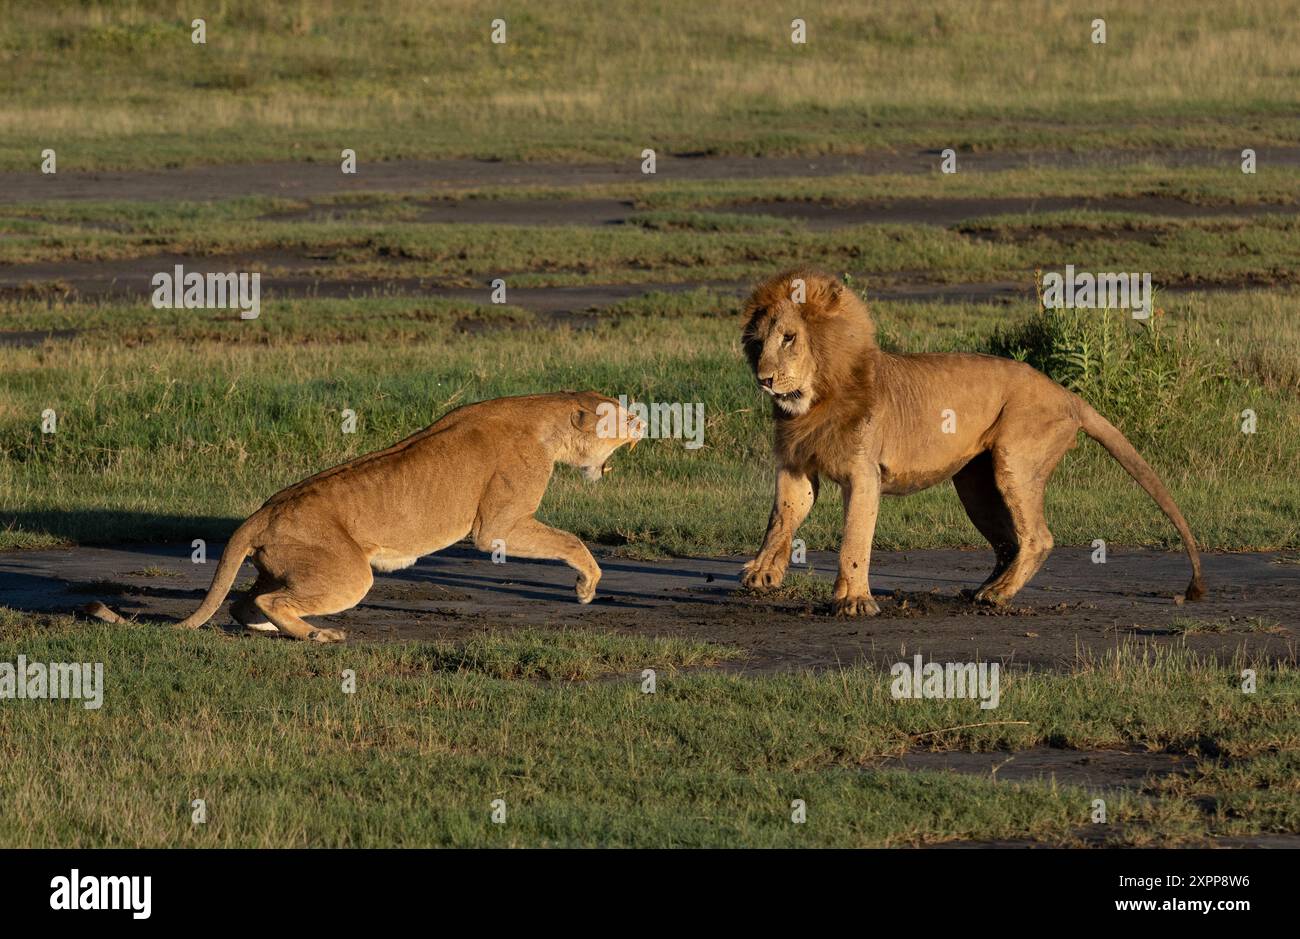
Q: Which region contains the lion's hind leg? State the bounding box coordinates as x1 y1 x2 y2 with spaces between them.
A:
952 452 1019 595
972 422 1078 605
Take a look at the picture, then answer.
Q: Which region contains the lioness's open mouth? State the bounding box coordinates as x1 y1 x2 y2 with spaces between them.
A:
590 434 638 480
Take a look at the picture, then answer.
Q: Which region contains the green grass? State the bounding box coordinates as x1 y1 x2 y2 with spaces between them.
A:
2 288 1297 554
3 1 1300 170
1166 616 1285 636
739 568 835 604
0 610 1294 847
125 566 179 578
445 164 1300 210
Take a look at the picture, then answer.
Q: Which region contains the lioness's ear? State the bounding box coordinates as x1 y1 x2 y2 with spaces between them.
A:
571 408 595 432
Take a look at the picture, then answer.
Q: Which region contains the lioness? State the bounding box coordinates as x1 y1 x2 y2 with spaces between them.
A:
175 391 643 641
739 269 1205 615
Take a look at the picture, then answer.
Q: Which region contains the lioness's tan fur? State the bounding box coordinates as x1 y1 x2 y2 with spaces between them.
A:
176 391 642 641
739 269 1204 614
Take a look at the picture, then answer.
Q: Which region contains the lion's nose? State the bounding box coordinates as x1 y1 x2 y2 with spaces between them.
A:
758 377 774 389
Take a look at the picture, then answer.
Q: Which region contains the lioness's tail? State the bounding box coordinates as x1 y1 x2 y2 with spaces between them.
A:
175 520 258 629
1074 398 1204 601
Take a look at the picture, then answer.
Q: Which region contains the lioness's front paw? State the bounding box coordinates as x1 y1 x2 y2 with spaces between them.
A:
973 587 1009 608
740 559 786 591
576 569 600 604
833 594 880 617
307 627 347 643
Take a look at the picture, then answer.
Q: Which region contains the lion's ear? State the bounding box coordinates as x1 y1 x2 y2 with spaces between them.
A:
797 279 843 319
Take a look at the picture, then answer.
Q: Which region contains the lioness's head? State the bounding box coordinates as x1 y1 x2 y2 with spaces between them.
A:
741 269 877 417
563 391 645 482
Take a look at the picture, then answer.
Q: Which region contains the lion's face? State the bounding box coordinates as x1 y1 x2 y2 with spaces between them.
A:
743 303 818 416
742 269 877 420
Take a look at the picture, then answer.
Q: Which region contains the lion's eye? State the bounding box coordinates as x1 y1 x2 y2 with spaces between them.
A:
782 333 796 346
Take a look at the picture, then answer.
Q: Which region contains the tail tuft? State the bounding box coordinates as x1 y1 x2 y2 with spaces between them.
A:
82 601 126 624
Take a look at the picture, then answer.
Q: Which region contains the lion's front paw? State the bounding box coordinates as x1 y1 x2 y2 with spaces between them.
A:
740 559 786 591
832 593 880 617
576 569 600 604
307 627 347 643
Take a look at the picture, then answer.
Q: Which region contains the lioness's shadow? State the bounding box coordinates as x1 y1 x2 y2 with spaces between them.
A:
1 508 241 550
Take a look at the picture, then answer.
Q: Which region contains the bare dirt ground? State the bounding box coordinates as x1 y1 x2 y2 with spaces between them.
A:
0 254 1284 327
3 543 1293 672
256 193 1300 228
0 257 1036 311
6 146 1300 205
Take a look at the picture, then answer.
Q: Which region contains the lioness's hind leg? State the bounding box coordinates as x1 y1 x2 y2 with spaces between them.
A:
250 541 372 642
231 572 279 632
952 452 1018 591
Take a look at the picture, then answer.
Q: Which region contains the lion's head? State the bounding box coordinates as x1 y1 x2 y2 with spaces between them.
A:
741 269 877 417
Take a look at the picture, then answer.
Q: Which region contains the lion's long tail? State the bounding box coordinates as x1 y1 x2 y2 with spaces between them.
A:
1074 397 1205 601
175 519 259 629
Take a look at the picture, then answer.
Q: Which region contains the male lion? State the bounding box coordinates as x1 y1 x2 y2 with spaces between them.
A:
175 392 643 641
739 269 1204 615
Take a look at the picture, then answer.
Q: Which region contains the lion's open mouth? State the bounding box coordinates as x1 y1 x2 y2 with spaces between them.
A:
759 380 801 400
764 384 811 415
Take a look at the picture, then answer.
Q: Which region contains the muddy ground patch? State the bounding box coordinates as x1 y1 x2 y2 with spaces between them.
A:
3 544 1292 672
7 146 1300 205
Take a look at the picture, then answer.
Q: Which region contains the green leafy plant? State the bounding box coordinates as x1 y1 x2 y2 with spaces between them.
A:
983 272 1219 444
